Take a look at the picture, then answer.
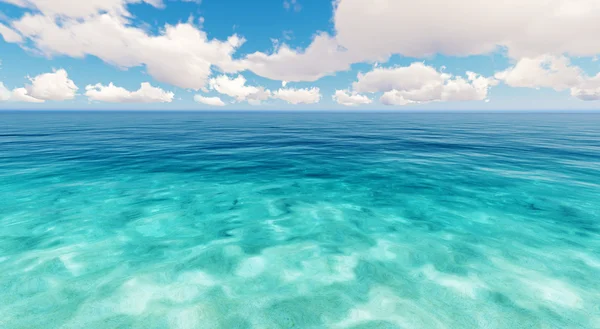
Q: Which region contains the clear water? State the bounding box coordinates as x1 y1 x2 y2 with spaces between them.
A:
1 111 599 329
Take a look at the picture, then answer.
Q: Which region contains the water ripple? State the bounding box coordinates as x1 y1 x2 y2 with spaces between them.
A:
0 112 599 328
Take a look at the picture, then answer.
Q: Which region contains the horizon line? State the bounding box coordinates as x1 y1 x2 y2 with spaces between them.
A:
2 109 600 114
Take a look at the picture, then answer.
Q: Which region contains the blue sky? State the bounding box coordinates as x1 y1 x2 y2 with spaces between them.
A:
1 0 600 110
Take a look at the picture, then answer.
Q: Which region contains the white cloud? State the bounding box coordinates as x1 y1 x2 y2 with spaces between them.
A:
353 63 496 106
25 69 78 101
194 94 225 106
353 63 443 94
273 87 321 104
337 0 600 59
571 74 600 100
379 91 417 106
239 33 357 82
495 56 582 91
0 23 23 43
443 72 499 102
496 55 600 101
0 82 11 101
333 90 371 106
206 75 321 105
208 75 270 105
3 0 600 105
85 82 174 103
237 0 600 82
0 69 76 103
11 87 45 102
7 6 244 90
1 0 163 19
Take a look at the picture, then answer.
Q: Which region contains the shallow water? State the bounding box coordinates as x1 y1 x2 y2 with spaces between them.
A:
1 111 599 328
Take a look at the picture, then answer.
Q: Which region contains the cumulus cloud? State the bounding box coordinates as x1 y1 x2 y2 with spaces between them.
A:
353 63 496 106
0 69 77 102
272 87 321 104
10 87 45 102
333 90 371 106
194 94 225 106
571 75 600 100
2 0 163 19
208 75 270 105
239 34 358 82
353 63 445 94
443 72 499 102
0 23 23 43
362 0 600 58
85 82 174 103
3 0 599 104
25 69 78 101
0 82 12 101
237 0 600 82
379 91 417 106
332 0 600 59
5 1 244 90
496 55 600 101
206 75 322 105
495 56 581 91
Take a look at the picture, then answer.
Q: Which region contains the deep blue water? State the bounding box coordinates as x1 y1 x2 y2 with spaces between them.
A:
1 111 599 328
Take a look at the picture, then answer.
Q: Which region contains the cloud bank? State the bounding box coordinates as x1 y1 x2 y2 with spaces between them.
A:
1 0 599 106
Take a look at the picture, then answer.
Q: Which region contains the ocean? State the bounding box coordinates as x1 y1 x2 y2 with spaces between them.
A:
0 111 599 328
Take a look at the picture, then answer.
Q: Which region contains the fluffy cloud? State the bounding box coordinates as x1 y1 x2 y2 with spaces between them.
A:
379 91 416 106
443 72 499 102
0 69 77 102
0 23 22 43
571 75 600 100
3 0 600 104
10 87 45 102
333 90 371 106
353 63 444 94
207 75 322 105
272 87 321 104
5 2 244 90
0 82 11 101
194 94 226 106
353 63 496 105
496 55 600 101
208 75 270 105
25 69 78 101
1 0 163 19
238 0 600 82
333 0 600 59
495 56 581 91
85 82 174 103
240 34 357 82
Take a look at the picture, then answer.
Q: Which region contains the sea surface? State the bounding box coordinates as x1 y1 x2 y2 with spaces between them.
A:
0 111 599 329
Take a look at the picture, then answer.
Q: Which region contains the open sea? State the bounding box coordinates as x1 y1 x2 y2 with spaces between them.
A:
0 111 599 329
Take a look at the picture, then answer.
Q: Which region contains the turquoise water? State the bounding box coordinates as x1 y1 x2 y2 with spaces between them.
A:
1 112 599 328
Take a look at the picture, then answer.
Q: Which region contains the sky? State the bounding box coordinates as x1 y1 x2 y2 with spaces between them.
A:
0 0 600 110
